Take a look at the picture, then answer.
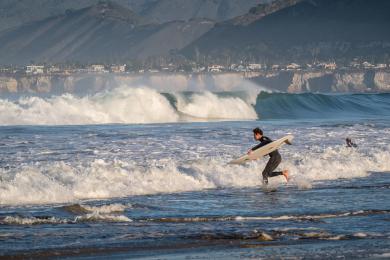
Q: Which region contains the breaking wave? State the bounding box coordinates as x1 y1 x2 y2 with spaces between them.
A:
0 88 388 125
145 209 390 223
1 203 133 225
0 87 257 125
0 146 389 205
3 207 389 226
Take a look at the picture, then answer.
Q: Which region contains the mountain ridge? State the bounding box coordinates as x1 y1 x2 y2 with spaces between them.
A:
183 0 390 63
0 0 268 32
1 0 389 65
0 1 215 64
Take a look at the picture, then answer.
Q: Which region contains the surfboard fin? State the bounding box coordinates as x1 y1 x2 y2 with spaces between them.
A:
285 140 292 145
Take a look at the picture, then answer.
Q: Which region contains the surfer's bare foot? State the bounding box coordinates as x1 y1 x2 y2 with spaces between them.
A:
283 170 289 182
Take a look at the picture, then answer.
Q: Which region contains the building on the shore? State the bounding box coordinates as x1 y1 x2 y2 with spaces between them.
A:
247 63 262 71
350 60 361 68
192 66 206 73
208 65 225 72
324 62 337 70
375 64 387 69
110 64 126 73
230 64 246 72
286 63 301 70
0 66 13 73
26 65 44 74
362 61 375 69
89 64 107 73
316 62 337 70
48 66 60 74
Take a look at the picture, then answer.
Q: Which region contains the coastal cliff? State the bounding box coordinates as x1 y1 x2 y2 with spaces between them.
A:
0 70 389 94
251 70 390 93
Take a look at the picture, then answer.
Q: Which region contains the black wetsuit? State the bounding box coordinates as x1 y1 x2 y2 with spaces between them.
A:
251 136 283 184
346 139 357 148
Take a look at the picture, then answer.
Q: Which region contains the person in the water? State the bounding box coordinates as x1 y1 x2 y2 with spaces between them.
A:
248 128 289 185
346 137 357 148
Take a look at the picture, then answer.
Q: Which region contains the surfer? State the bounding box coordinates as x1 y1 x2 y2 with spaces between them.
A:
346 137 357 148
248 128 289 185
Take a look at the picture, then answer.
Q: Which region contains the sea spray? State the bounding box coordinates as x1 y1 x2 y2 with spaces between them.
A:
1 146 388 205
0 88 179 125
0 87 257 125
0 90 388 125
173 91 257 119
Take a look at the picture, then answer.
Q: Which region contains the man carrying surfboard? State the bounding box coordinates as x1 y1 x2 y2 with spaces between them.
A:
248 128 289 185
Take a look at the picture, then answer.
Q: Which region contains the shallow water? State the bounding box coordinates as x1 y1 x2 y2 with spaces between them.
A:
0 88 390 259
1 100 390 258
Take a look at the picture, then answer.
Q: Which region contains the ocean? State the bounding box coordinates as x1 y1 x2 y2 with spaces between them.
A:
0 89 390 259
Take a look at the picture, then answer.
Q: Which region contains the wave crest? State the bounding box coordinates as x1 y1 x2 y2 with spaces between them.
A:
1 88 389 125
255 92 390 119
0 146 388 205
0 87 257 125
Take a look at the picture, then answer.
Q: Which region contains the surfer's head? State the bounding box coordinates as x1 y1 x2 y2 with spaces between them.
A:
253 127 263 140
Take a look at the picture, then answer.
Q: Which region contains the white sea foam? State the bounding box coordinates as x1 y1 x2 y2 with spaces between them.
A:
234 213 350 221
325 235 346 240
372 253 390 258
354 232 368 238
0 88 178 125
2 216 67 225
1 203 133 225
174 92 257 120
0 87 257 125
146 209 388 223
0 145 388 205
82 203 129 214
75 212 132 222
0 158 259 205
287 146 390 188
1 213 132 225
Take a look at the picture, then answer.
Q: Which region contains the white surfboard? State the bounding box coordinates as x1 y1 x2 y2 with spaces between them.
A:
229 135 294 165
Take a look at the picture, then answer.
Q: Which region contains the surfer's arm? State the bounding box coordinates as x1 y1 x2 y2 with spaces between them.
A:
250 138 272 151
247 145 263 154
251 143 264 151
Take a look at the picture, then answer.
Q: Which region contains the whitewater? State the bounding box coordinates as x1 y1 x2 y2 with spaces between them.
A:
0 86 388 125
0 87 258 125
1 85 390 258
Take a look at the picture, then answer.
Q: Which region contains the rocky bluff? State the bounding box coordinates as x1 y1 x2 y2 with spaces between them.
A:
0 70 389 95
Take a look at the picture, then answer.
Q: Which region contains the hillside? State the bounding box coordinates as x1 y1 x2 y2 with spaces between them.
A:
0 0 269 32
0 2 215 64
0 0 98 32
2 0 389 65
183 0 390 63
135 0 270 24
